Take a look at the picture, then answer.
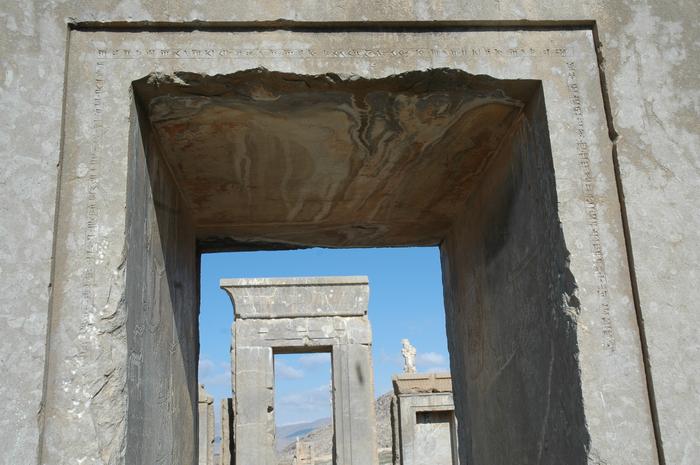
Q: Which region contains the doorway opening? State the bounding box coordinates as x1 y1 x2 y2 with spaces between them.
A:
274 352 333 464
127 67 588 465
198 246 450 464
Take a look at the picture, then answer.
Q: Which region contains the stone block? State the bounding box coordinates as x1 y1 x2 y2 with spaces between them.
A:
392 374 458 465
221 398 234 465
224 277 378 465
199 385 215 465
221 276 369 319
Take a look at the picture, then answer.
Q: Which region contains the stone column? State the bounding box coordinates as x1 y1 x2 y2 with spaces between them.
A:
199 385 215 465
233 345 275 465
391 396 401 465
332 342 378 465
221 398 234 465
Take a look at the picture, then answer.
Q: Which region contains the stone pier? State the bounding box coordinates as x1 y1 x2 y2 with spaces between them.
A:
198 385 215 465
221 398 234 465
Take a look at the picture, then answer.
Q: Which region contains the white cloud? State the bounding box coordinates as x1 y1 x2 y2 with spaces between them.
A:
199 358 216 377
379 349 403 366
201 370 231 388
275 360 305 380
198 357 231 389
378 348 449 373
298 353 331 368
417 352 448 371
425 366 450 373
276 384 333 426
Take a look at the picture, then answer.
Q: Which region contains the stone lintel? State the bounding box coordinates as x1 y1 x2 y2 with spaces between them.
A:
235 316 372 348
393 372 453 395
220 276 369 319
220 276 368 287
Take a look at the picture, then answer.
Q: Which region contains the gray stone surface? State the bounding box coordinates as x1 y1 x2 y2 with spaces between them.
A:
221 276 369 318
221 398 233 465
45 29 648 465
292 439 314 465
222 277 377 465
123 99 199 465
0 3 697 465
392 373 458 465
414 412 454 465
199 386 215 465
440 84 612 464
137 70 531 248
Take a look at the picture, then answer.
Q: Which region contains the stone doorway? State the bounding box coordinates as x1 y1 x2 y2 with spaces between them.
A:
126 66 585 464
45 28 651 465
220 277 377 465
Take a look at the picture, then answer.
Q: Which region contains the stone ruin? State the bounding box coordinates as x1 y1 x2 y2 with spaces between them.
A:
221 276 378 465
201 279 460 465
220 399 234 465
293 439 315 465
6 5 697 464
391 372 458 465
198 385 215 465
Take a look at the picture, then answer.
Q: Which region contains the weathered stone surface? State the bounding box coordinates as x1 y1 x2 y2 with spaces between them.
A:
123 101 199 465
221 398 234 465
393 372 453 394
220 276 369 318
292 439 314 465
235 316 372 347
222 277 377 465
135 69 530 249
199 385 215 465
52 29 652 465
1 4 697 464
392 373 458 465
414 411 455 465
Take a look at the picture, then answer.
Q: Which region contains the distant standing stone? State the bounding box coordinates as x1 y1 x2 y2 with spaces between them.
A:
401 339 417 374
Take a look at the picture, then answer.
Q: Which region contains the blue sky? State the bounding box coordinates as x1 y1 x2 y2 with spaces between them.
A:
198 246 449 427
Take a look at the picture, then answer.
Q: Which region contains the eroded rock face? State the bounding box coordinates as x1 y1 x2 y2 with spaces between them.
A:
134 69 536 248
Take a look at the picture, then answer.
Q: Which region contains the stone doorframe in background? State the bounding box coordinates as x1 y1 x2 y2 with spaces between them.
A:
220 276 378 465
391 373 458 465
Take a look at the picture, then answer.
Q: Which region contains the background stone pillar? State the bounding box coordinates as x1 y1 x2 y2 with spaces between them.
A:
221 398 234 465
198 385 215 465
332 342 379 465
233 345 275 465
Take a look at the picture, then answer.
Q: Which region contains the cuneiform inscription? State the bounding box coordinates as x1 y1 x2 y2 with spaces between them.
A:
96 46 568 60
566 61 615 352
80 60 105 319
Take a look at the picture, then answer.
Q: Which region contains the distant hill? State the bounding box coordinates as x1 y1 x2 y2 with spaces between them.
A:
276 417 332 452
277 391 394 465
